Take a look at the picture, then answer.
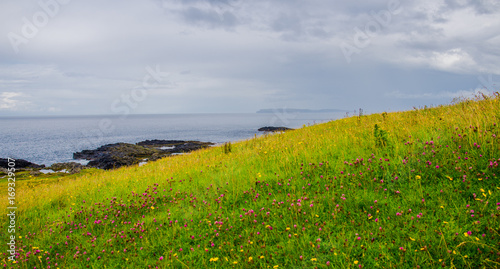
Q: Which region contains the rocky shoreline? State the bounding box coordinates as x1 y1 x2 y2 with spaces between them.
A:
73 140 214 170
258 126 294 132
0 139 214 173
1 126 292 175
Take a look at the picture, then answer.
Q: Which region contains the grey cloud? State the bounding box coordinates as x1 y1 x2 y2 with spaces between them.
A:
180 7 238 28
444 0 500 14
156 0 241 29
0 0 499 116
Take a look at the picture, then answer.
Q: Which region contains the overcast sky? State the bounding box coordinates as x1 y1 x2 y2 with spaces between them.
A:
1 0 499 116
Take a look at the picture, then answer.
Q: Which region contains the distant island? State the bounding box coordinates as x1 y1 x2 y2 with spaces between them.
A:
256 108 349 113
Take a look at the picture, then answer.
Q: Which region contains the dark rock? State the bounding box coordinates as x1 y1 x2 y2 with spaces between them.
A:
137 140 214 153
87 155 138 170
73 140 214 170
69 166 82 174
0 158 45 169
136 140 187 146
150 153 161 161
74 143 159 161
258 126 294 132
167 141 214 153
49 162 84 174
74 143 162 170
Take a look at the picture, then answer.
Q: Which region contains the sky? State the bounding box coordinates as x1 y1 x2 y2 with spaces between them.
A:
1 0 499 116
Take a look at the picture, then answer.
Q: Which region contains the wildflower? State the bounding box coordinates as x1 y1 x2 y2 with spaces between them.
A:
248 257 253 262
354 260 359 265
159 256 164 261
416 175 421 180
273 266 279 269
209 257 219 262
311 258 317 262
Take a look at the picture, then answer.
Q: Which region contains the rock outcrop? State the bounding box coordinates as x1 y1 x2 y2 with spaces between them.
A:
0 158 45 169
258 126 294 132
49 162 85 174
73 140 214 170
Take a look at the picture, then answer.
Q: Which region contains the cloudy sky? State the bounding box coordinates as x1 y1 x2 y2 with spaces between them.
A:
1 0 499 116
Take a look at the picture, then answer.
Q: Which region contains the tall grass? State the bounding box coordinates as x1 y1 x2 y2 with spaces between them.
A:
1 94 499 268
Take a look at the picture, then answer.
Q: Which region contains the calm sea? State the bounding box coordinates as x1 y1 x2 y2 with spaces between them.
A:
0 113 343 166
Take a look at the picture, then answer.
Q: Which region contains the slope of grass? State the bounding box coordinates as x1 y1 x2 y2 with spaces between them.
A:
1 95 500 268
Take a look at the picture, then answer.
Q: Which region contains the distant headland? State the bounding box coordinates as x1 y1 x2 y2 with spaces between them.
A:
256 108 349 113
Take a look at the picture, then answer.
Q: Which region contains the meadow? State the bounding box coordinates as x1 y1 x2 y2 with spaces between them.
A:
1 94 499 268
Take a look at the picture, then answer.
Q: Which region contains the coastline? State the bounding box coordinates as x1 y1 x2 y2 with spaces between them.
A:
0 126 294 177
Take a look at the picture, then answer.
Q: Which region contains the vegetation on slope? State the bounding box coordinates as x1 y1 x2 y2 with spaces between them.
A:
1 94 500 268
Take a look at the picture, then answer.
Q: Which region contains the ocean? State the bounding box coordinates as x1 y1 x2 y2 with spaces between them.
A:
0 112 343 166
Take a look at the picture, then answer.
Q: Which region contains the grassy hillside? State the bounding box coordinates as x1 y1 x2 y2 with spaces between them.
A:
1 95 500 268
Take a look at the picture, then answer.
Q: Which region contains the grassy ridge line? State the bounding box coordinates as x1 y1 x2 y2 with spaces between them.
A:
1 95 499 268
9 97 495 214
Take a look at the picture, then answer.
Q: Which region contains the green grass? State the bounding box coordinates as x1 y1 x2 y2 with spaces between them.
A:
1 94 500 268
